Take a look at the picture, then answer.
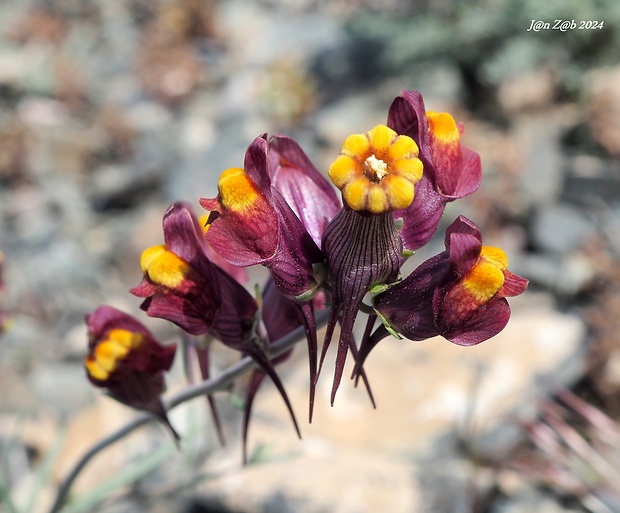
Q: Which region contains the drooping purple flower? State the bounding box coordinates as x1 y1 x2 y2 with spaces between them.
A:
321 124 423 404
388 90 482 252
84 305 179 440
359 216 528 369
200 135 326 421
130 201 257 342
131 202 300 444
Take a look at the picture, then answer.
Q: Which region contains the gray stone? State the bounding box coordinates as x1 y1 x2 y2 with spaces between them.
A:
532 203 598 255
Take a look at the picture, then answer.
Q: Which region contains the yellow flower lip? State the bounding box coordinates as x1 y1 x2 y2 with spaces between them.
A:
461 246 509 303
328 125 423 214
218 167 261 213
140 245 191 289
85 329 145 381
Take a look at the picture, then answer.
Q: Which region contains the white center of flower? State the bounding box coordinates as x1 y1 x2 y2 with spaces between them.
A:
363 154 389 181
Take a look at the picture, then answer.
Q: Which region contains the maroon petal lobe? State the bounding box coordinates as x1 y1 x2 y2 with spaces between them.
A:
129 279 158 299
86 305 154 344
498 270 529 298
435 144 482 200
265 192 324 299
201 196 279 267
209 267 258 345
440 296 511 346
108 373 180 442
444 214 482 244
162 202 208 267
243 134 272 192
444 216 483 278
140 292 214 336
268 135 341 246
395 175 446 252
387 90 433 174
446 232 482 279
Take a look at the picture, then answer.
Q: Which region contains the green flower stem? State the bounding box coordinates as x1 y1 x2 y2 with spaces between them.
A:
49 307 331 513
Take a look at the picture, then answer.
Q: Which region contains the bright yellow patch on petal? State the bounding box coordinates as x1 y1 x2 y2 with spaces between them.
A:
141 245 190 289
328 124 423 213
367 125 396 154
343 178 369 211
480 246 508 270
108 328 144 350
328 155 358 188
426 111 460 146
391 157 423 182
85 329 145 381
462 261 505 303
85 357 109 381
383 175 415 210
367 185 388 214
95 340 130 371
341 133 370 157
218 167 260 213
140 245 167 273
387 134 418 162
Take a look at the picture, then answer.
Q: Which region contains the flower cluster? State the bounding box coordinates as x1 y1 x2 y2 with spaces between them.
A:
85 90 527 457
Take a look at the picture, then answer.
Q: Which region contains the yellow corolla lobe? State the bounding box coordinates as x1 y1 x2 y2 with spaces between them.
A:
328 125 423 214
218 167 261 212
461 246 509 303
85 329 145 381
426 111 460 146
140 245 191 289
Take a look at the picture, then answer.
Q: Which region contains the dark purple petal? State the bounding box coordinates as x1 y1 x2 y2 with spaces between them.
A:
140 292 214 336
321 207 402 404
440 297 511 346
86 305 155 346
444 216 483 279
387 90 433 175
266 192 324 299
395 175 446 252
499 270 529 298
201 195 279 267
243 134 272 192
268 135 341 245
435 144 482 200
107 373 180 441
373 252 449 341
162 202 207 267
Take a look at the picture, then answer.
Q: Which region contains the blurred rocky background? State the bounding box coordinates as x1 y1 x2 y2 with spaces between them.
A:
1 0 620 512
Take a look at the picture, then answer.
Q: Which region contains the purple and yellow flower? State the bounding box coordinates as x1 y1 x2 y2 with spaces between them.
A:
85 305 178 439
388 90 482 252
359 216 528 366
132 201 300 439
199 135 325 301
328 125 423 214
130 201 258 343
320 124 424 403
200 135 327 420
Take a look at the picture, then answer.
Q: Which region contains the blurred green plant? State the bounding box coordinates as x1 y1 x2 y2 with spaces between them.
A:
347 0 620 105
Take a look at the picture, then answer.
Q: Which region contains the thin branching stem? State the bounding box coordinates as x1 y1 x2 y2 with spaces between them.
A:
49 307 331 513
